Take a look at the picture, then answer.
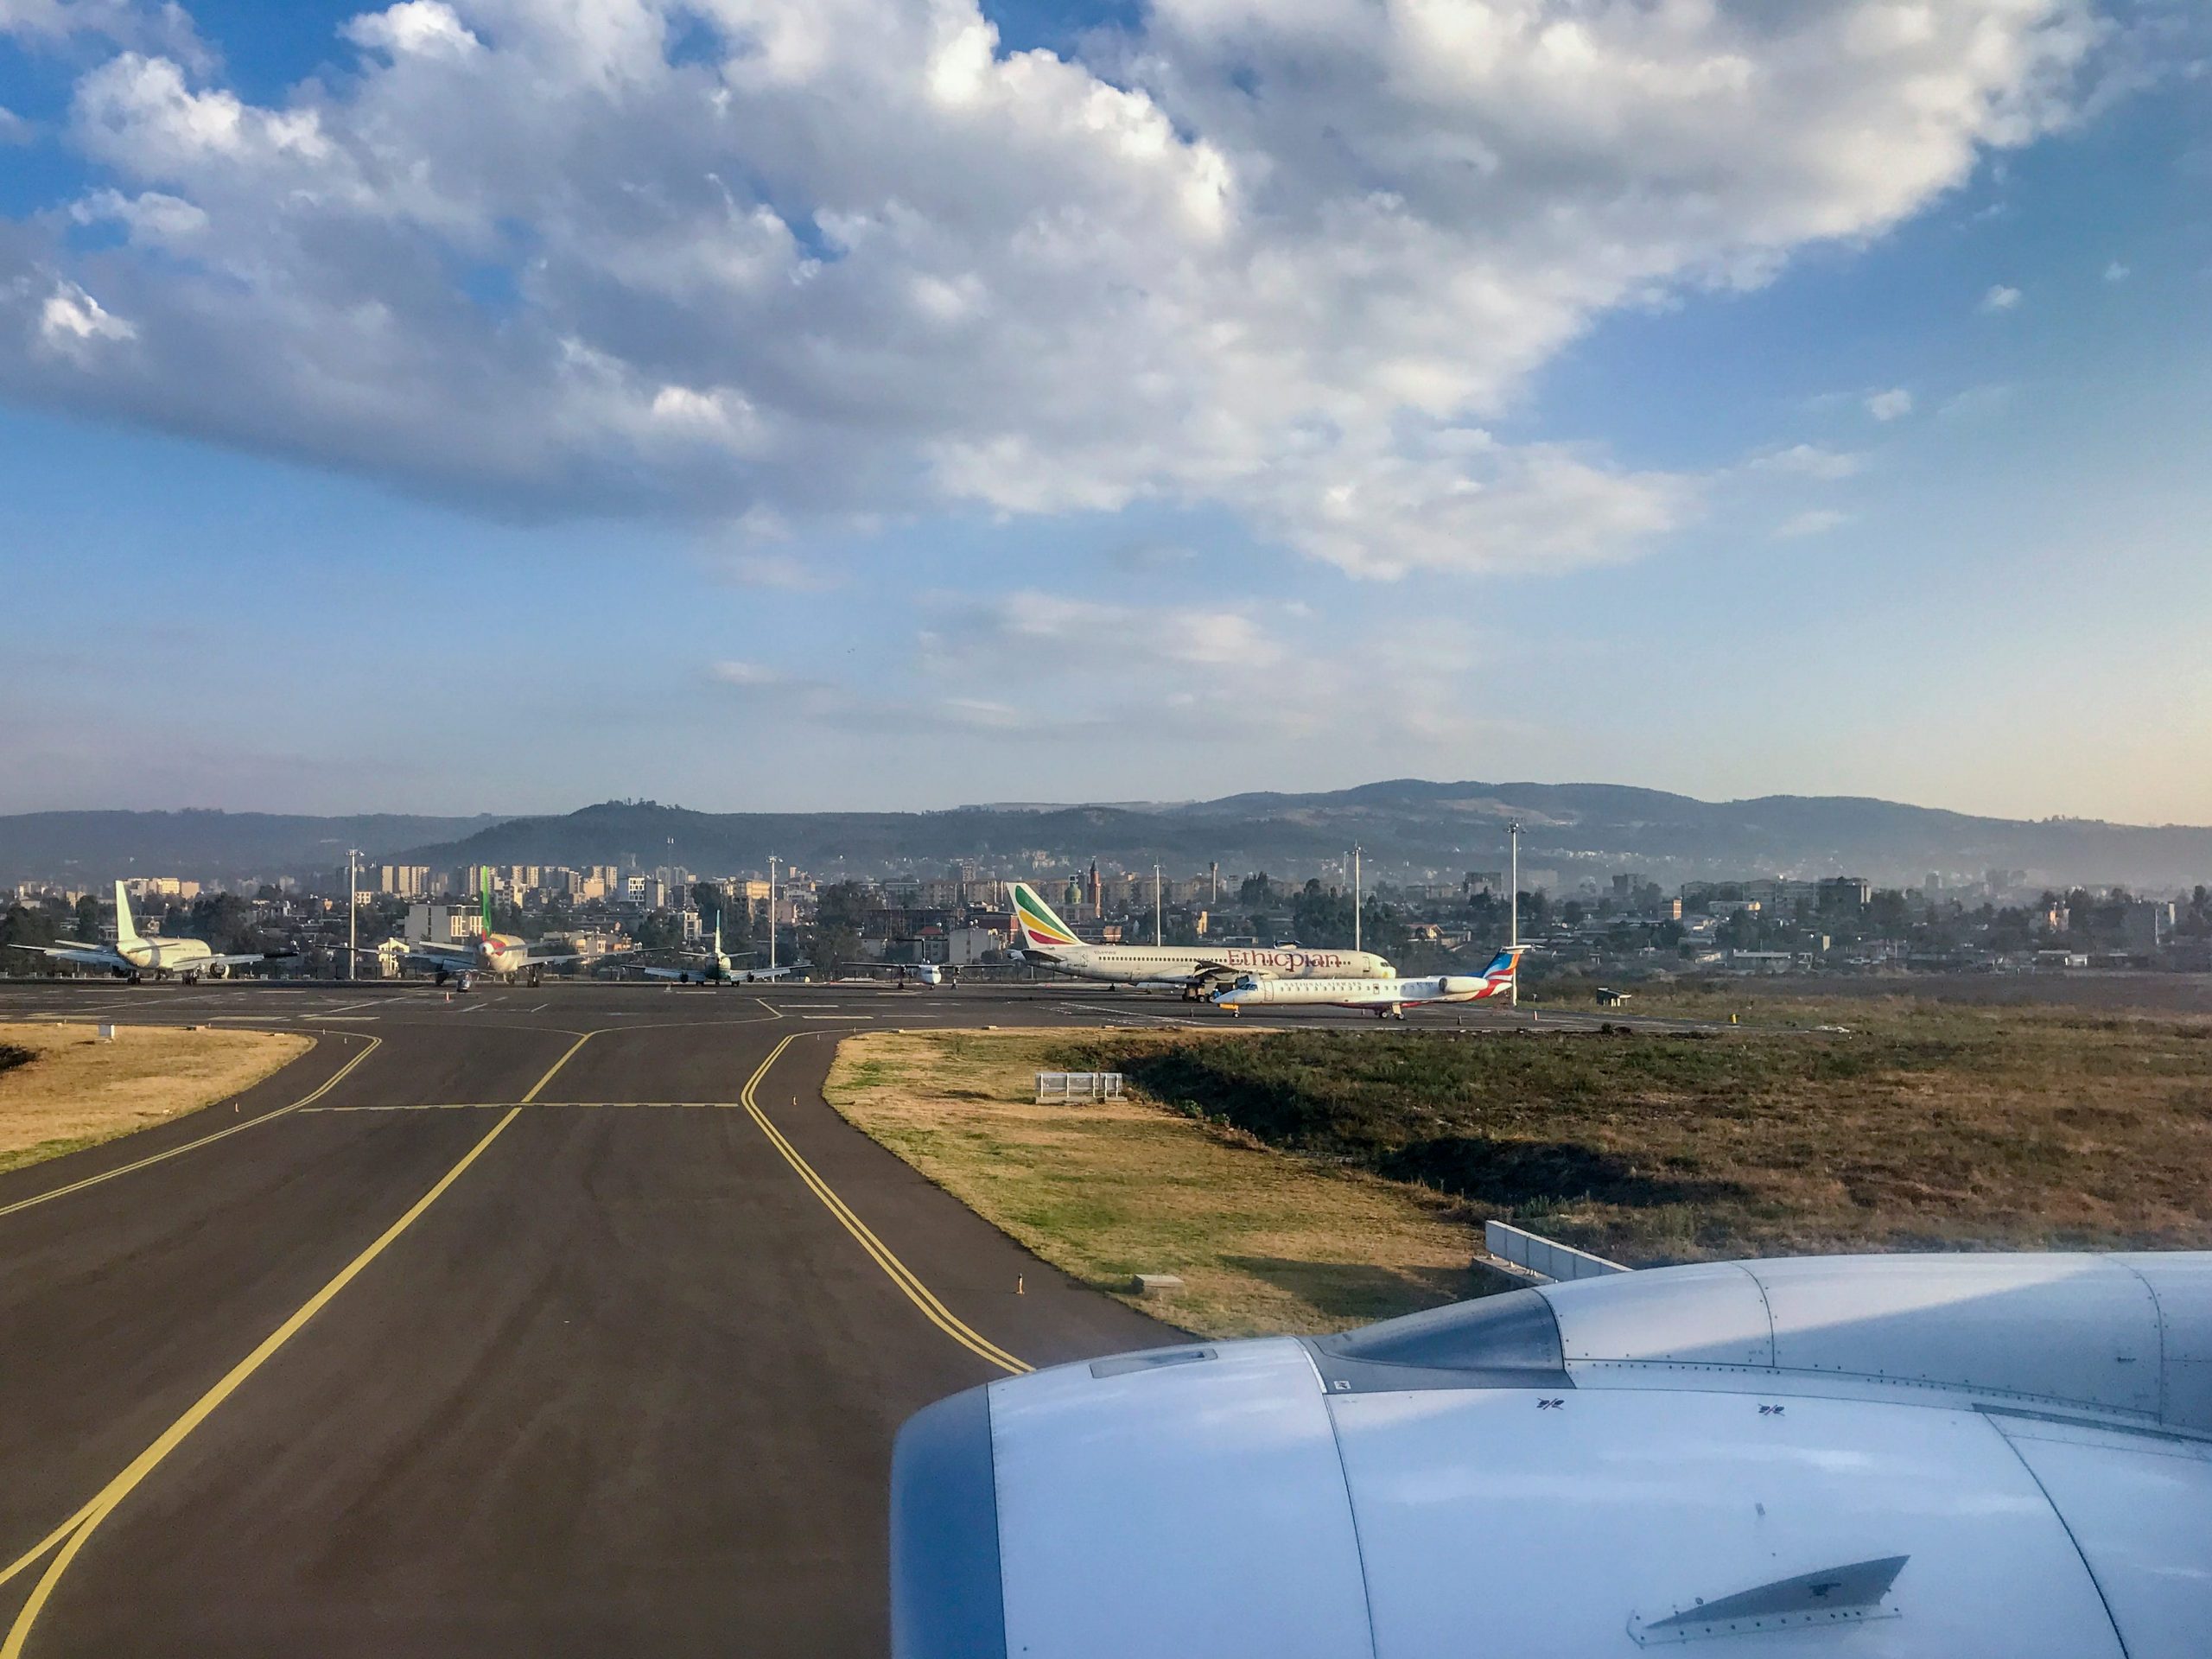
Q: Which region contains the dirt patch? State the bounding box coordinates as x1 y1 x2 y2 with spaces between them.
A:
0 1022 314 1174
823 1027 1511 1339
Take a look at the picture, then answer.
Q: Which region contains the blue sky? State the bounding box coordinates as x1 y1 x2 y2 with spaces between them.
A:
2 0 2208 821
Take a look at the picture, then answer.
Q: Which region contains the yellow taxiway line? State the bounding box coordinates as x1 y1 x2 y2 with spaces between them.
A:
0 1033 384 1222
736 1033 1030 1376
0 1104 524 1657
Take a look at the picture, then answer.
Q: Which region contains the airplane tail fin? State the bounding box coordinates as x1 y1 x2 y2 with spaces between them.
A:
1007 882 1084 952
1481 945 1526 984
113 880 140 944
479 867 493 936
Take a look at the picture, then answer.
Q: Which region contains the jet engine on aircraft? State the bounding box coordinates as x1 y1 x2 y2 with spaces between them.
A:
893 1251 2212 1659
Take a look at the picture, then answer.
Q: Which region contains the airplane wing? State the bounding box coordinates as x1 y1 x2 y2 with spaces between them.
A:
2 940 125 970
364 942 480 973
194 951 295 969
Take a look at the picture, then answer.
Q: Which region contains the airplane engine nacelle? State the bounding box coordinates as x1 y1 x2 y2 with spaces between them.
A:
893 1254 2212 1659
1436 975 1483 995
208 962 229 979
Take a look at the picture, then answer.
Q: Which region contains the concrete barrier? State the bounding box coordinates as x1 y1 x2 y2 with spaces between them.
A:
1484 1219 1629 1282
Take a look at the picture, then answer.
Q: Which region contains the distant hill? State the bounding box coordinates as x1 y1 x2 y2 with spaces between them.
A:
0 810 501 886
8 786 2208 891
387 785 2212 892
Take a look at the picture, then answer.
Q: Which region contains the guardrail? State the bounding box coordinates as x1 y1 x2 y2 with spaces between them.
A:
1484 1219 1629 1282
1036 1071 1123 1104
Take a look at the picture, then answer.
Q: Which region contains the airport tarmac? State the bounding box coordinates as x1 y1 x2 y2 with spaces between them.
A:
0 978 1684 1655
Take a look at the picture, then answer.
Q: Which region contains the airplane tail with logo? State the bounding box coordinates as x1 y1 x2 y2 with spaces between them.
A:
113 880 140 944
1479 945 1526 991
1007 883 1084 955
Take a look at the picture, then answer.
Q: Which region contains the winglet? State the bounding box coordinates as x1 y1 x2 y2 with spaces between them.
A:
1007 882 1084 950
113 880 140 944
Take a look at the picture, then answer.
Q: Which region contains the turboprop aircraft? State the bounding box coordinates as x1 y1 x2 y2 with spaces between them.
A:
2 882 287 983
366 870 590 990
1211 946 1524 1019
1008 881 1394 999
893 1249 2212 1658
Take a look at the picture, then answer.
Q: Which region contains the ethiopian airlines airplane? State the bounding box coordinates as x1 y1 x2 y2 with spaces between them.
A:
367 870 592 990
1211 947 1526 1019
2 881 286 983
1008 881 1395 997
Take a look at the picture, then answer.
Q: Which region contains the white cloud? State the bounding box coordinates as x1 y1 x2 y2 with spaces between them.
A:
0 105 30 143
34 279 137 358
2103 259 2130 282
341 1 480 60
1751 442 1864 480
1776 508 1849 538
707 659 787 687
1981 283 2024 311
0 0 2107 575
710 550 839 591
1865 387 1914 422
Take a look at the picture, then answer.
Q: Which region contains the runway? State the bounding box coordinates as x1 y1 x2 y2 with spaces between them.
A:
0 977 1672 1655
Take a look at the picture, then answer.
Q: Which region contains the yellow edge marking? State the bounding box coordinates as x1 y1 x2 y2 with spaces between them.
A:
0 1106 524 1658
0 1502 96 1592
519 1032 593 1103
736 1034 1030 1376
0 1033 384 1221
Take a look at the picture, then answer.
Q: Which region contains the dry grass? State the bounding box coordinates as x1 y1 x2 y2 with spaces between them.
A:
823 1027 1507 1339
0 1022 313 1174
1062 995 2212 1265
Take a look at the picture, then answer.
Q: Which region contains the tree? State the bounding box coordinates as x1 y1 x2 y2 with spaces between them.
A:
1238 872 1274 908
636 910 683 951
73 894 101 943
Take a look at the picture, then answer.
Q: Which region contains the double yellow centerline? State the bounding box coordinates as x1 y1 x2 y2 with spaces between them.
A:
737 1033 1030 1376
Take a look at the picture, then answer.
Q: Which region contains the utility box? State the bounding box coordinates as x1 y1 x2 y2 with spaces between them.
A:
97 1024 117 1040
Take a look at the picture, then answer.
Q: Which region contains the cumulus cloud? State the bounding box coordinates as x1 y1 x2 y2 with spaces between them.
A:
1981 283 2024 311
0 105 30 143
0 0 2106 575
1865 387 1914 421
2103 259 2130 281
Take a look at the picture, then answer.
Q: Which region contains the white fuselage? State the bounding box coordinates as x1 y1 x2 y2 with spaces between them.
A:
1213 972 1506 1014
1031 944 1395 988
118 935 216 972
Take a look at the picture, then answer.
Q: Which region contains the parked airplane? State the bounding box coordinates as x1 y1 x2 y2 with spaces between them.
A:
1008 881 1395 998
367 871 590 989
1211 947 1524 1019
1 882 286 983
632 918 804 983
893 1249 2212 1658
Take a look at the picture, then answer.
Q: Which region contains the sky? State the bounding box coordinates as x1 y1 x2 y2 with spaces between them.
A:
1 0 2209 822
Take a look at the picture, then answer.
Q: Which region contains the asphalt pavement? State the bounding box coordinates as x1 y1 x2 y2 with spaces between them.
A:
0 976 1694 1655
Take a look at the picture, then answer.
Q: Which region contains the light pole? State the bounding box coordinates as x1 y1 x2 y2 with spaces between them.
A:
1351 845 1362 955
1507 821 1521 1008
1153 865 1162 947
346 848 361 982
767 854 778 976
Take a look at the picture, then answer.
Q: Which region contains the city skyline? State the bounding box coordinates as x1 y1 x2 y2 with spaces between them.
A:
3 1 2209 821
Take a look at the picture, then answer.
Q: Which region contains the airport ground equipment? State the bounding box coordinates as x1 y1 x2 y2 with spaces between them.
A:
893 1250 2212 1657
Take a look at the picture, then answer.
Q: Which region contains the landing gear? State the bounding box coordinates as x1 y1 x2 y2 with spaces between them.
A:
435 969 449 986
527 966 543 988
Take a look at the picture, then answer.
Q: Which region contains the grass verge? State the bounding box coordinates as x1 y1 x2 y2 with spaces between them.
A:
1060 995 2212 1263
823 1027 1509 1339
0 1022 314 1174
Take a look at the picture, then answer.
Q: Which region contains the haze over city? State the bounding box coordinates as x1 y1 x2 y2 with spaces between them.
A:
3 0 2209 823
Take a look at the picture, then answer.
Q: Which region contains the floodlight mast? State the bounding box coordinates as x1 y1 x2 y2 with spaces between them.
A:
1508 821 1521 1008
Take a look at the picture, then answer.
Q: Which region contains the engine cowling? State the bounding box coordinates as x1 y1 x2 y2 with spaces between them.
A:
1436 975 1482 995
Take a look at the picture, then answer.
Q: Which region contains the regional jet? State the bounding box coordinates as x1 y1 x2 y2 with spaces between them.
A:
2 882 288 983
1211 946 1524 1019
1008 881 1395 998
893 1249 2212 1657
633 918 802 983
